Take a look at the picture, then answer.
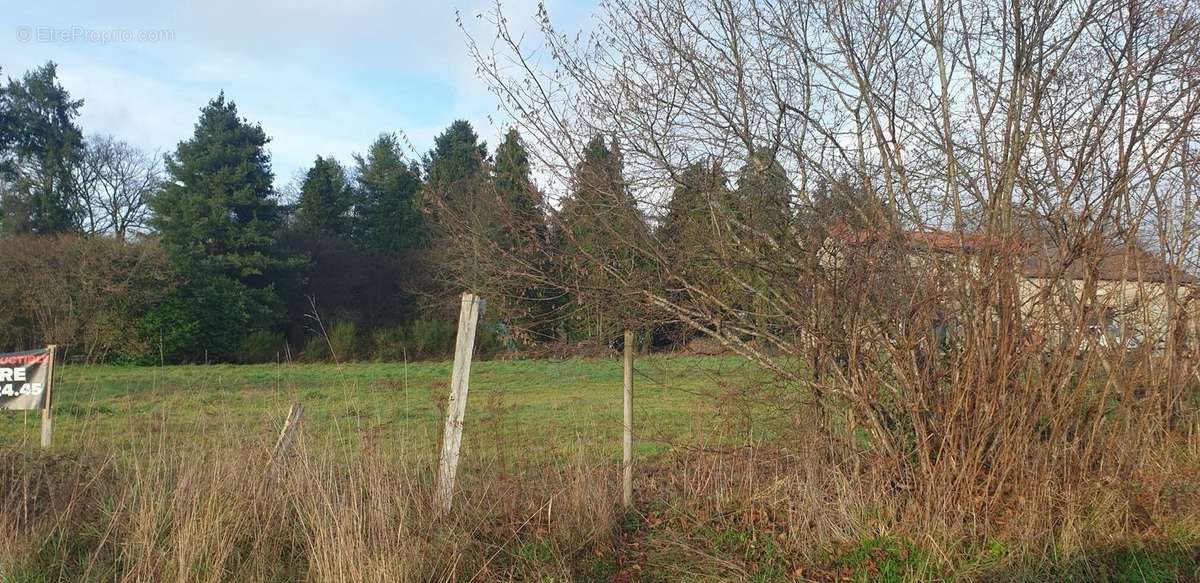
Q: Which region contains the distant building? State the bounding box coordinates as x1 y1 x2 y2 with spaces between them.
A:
824 226 1198 350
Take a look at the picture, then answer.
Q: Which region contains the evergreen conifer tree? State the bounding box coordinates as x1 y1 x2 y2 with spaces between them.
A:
0 62 84 235
146 93 292 361
353 133 423 254
296 155 354 237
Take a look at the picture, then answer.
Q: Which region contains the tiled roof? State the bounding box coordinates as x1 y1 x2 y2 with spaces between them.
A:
827 225 1195 284
1019 243 1195 284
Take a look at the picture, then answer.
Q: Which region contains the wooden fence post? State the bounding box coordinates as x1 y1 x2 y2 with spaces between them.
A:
623 330 634 508
264 401 304 483
435 293 483 515
40 345 57 449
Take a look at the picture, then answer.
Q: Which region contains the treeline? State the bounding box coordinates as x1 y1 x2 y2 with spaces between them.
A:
0 62 520 363
0 64 591 362
0 61 852 364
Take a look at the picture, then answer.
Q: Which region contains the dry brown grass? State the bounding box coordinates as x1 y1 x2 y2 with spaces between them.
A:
3 351 1200 581
0 433 619 582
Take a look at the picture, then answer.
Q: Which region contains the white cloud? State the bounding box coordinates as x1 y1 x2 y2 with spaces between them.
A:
4 0 598 181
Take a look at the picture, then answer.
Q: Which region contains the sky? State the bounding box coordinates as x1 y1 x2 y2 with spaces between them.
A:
3 0 596 192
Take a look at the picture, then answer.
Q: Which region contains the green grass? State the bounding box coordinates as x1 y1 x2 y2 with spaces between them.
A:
827 537 940 582
5 356 1200 581
0 355 768 463
990 542 1200 582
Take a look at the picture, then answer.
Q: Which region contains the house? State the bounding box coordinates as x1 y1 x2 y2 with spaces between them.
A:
823 225 1198 350
1017 242 1196 349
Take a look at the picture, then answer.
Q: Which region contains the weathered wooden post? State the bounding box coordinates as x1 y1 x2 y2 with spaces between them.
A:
264 401 305 483
435 293 484 515
40 345 57 449
623 330 634 508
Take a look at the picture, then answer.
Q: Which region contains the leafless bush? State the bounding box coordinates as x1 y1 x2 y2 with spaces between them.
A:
0 235 173 361
441 0 1200 531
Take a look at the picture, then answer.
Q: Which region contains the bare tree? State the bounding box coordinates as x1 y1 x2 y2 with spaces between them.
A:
445 0 1200 524
75 134 160 239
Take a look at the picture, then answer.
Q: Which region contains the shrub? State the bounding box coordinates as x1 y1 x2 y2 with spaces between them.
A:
303 321 359 362
302 334 329 362
0 235 173 362
477 321 512 356
369 326 409 361
327 321 359 361
140 275 250 364
367 320 516 362
406 319 455 357
239 330 285 364
369 320 459 361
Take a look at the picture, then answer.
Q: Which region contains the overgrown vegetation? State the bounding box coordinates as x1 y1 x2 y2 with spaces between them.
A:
4 0 1200 579
0 64 553 364
2 359 1200 580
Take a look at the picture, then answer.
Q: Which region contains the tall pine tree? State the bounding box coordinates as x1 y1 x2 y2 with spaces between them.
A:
727 148 792 338
655 160 729 346
0 62 84 235
424 120 487 195
492 129 544 251
556 135 650 343
731 148 791 240
147 93 292 361
353 133 423 254
488 129 556 340
658 160 726 267
296 155 354 237
424 120 494 296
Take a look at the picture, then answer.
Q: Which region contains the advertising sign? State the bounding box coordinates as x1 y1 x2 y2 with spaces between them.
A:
0 348 52 411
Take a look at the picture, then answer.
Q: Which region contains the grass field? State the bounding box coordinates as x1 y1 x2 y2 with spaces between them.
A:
0 355 815 581
0 355 772 461
5 355 1199 581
